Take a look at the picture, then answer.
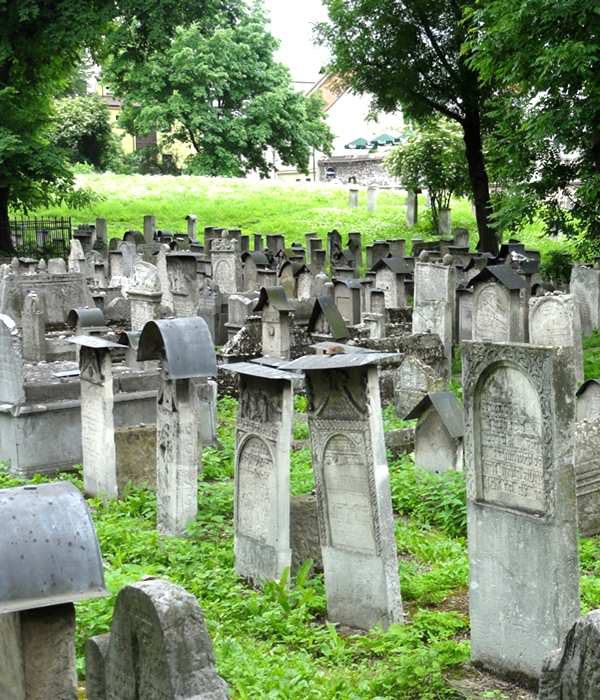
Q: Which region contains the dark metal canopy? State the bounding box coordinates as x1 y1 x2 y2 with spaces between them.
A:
405 391 464 438
467 265 527 290
137 317 216 379
254 286 292 313
66 307 105 329
221 361 296 381
371 256 413 275
282 351 397 371
67 335 124 350
116 330 141 350
0 482 107 614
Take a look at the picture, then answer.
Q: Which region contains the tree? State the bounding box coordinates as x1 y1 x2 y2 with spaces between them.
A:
386 119 470 233
51 95 117 170
467 0 600 257
105 4 333 178
0 0 234 254
318 0 498 254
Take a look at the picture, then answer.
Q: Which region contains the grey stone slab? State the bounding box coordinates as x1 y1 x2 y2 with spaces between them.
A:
462 341 580 682
86 634 110 700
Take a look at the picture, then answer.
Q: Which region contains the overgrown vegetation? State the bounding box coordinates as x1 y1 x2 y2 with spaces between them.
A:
1 392 599 698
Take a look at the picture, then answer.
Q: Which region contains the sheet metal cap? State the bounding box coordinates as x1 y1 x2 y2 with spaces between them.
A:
0 481 107 613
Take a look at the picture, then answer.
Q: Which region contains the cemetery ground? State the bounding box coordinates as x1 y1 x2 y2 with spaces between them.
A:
2 366 600 699
25 172 566 259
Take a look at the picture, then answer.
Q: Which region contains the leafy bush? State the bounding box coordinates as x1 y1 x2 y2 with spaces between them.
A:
539 249 573 286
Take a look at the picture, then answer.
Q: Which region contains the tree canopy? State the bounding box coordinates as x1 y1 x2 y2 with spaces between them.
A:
318 0 498 253
105 4 333 178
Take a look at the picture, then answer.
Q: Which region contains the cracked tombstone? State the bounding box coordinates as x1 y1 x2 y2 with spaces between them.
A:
138 317 217 536
86 578 228 700
462 341 580 682
282 351 403 631
223 362 295 584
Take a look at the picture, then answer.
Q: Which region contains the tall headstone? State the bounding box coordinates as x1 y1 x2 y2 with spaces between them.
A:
569 265 600 336
412 257 455 372
529 293 583 383
367 186 377 212
68 239 86 274
471 276 527 343
311 249 326 275
166 254 199 317
225 363 294 583
394 356 445 418
186 214 197 241
256 287 292 360
574 381 600 536
406 190 418 227
95 218 108 249
462 341 580 681
143 214 156 244
128 261 162 332
88 579 228 700
347 232 362 271
283 353 403 631
76 338 123 499
21 292 46 362
438 207 451 235
0 314 25 405
211 238 242 294
348 187 359 209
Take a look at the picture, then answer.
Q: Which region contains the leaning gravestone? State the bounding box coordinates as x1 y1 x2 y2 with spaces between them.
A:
223 362 294 584
538 610 600 700
283 352 402 631
462 341 580 682
87 578 228 700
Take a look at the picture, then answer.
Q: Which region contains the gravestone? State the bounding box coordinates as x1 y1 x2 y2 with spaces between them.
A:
333 280 361 326
0 314 25 405
412 258 455 371
211 238 242 295
22 291 46 362
453 228 469 248
367 186 377 212
406 190 418 227
88 578 228 700
253 233 263 251
47 258 67 274
143 214 156 244
95 218 108 248
138 318 216 536
438 207 451 235
68 239 86 275
166 254 199 317
570 265 600 336
186 214 198 241
296 270 313 300
456 287 473 342
366 240 390 269
529 293 583 383
574 381 600 536
348 187 359 209
373 259 409 309
255 287 292 360
224 363 294 583
128 261 162 331
75 337 123 499
538 610 600 700
394 356 445 418
462 341 580 681
283 352 403 631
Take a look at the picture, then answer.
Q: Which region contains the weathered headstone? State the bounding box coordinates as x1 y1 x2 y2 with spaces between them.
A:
166 253 199 317
255 287 292 360
224 363 294 583
470 266 527 343
406 190 418 227
88 578 228 700
138 318 216 536
538 610 600 700
394 355 445 418
574 380 600 536
462 341 580 681
367 186 377 212
21 291 46 362
438 207 451 235
128 261 162 331
283 352 403 631
95 218 108 248
529 293 583 383
211 238 242 295
348 187 359 209
143 214 156 244
0 314 25 405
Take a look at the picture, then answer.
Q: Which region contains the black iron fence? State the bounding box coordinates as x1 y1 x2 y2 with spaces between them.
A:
10 217 72 259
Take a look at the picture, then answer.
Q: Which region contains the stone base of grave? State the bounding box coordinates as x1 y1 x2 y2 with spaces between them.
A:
290 494 323 575
115 424 157 495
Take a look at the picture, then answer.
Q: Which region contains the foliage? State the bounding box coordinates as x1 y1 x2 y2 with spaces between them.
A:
111 145 182 177
106 3 333 178
467 0 600 257
51 95 118 170
539 250 574 287
318 0 498 253
386 119 470 233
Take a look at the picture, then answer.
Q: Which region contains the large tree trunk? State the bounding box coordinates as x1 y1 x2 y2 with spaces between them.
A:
462 110 498 256
0 186 13 256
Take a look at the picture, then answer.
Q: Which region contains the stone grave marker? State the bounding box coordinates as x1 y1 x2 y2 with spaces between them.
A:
282 352 403 631
223 363 294 583
166 253 199 317
394 355 445 418
138 318 216 536
406 190 418 227
211 238 242 295
255 287 292 360
462 341 580 681
88 578 228 700
529 293 584 384
143 214 156 244
128 261 162 332
570 265 600 336
574 380 600 536
21 291 46 363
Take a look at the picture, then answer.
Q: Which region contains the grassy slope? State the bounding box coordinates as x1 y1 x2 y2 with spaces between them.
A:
26 173 571 257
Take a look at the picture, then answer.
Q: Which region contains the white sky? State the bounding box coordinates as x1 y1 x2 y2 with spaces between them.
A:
262 0 331 85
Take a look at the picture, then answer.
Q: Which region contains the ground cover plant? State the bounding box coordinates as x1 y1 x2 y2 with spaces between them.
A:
21 173 572 260
1 384 599 698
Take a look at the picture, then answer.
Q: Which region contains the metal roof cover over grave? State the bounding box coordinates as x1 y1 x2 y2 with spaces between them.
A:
66 307 105 329
0 481 107 614
405 391 465 439
307 296 349 341
137 317 217 379
283 351 398 371
254 286 292 313
221 361 297 381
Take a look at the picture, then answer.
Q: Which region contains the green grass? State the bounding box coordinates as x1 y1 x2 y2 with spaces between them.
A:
22 172 570 258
